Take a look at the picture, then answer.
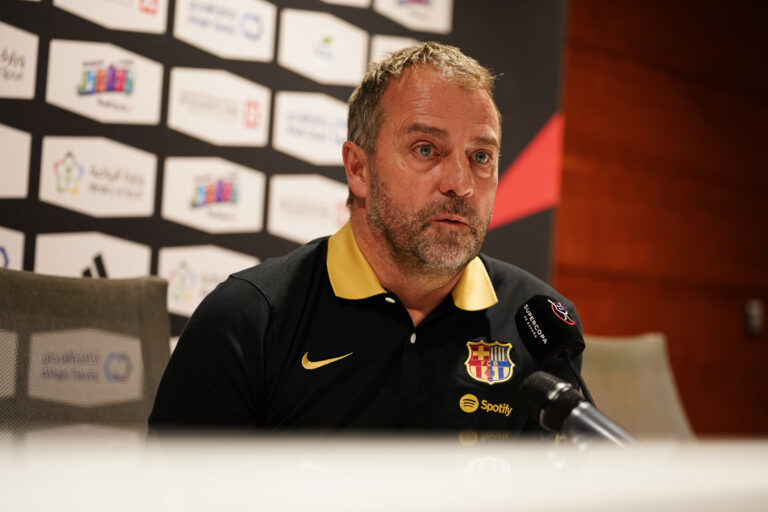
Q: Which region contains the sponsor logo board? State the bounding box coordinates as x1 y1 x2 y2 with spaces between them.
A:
39 136 156 217
54 0 168 34
369 34 419 64
174 0 277 61
267 174 349 245
272 91 347 166
373 0 453 34
277 9 368 86
162 156 265 233
46 39 163 124
168 67 270 146
0 123 32 198
27 329 143 406
0 226 25 270
158 245 258 317
34 231 151 278
0 330 18 399
0 21 39 99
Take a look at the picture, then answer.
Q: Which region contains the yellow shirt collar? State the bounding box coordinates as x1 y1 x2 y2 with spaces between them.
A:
327 222 498 311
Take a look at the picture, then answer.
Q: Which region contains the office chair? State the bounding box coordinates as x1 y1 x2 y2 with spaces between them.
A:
581 332 694 439
0 267 170 435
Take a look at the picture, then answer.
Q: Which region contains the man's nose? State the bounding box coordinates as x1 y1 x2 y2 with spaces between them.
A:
438 152 474 198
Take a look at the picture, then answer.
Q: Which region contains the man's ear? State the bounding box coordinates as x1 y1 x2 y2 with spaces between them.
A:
342 141 370 200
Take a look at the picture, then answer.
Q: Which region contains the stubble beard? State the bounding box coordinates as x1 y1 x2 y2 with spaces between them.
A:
366 169 490 275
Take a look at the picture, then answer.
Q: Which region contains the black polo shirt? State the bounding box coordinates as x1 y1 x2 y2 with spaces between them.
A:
149 223 581 432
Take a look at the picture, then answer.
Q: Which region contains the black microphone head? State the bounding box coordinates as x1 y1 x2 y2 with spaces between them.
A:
514 295 585 369
518 371 583 433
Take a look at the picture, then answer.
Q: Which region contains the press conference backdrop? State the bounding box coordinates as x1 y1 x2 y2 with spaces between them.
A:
0 0 566 340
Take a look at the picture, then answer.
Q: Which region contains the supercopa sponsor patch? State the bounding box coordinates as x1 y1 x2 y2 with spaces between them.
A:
464 341 514 385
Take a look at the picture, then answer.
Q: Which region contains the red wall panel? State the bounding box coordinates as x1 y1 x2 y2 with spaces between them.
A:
556 0 768 435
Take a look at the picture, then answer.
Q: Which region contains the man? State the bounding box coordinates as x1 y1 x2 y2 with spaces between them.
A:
149 42 581 431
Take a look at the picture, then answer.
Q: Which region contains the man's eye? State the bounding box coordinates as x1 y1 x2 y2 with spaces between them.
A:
474 151 490 164
416 145 433 157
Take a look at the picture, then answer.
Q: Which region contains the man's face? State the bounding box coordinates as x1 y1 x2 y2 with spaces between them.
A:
366 67 500 273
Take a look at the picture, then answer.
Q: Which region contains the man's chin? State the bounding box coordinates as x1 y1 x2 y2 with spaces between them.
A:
417 242 480 271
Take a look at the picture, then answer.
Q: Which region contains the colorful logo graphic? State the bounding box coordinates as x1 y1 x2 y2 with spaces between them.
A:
139 0 159 15
0 247 8 268
53 151 85 195
313 33 335 61
464 341 514 385
548 299 576 325
167 260 197 304
77 63 134 95
240 12 263 40
190 174 238 208
243 100 261 128
103 352 132 381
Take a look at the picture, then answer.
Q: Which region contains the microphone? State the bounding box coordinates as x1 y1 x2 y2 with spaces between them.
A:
515 295 585 368
518 371 638 448
514 295 593 403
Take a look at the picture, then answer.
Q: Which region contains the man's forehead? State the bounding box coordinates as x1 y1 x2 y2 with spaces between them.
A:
380 67 501 135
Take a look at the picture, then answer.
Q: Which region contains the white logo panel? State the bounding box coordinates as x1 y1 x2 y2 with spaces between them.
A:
370 34 419 64
168 67 271 146
162 157 265 234
277 9 368 86
0 330 18 399
46 39 163 124
267 174 349 245
0 21 39 99
158 245 258 317
374 0 453 34
39 136 157 218
35 232 151 278
272 91 347 166
53 0 169 34
174 0 277 61
0 226 25 270
0 123 32 198
27 329 143 406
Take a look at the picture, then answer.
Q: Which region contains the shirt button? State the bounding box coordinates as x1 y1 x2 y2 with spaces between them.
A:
385 297 396 304
409 333 416 344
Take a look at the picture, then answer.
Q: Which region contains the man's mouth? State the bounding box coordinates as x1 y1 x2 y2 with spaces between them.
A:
434 215 469 226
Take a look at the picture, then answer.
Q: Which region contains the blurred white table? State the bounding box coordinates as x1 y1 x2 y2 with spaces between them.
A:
2 428 767 511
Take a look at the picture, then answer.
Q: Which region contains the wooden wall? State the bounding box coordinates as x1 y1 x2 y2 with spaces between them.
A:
555 1 768 435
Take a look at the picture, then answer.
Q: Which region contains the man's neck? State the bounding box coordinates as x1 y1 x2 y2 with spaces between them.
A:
349 214 463 327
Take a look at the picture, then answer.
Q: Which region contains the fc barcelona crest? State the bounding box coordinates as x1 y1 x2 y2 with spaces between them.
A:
464 341 514 385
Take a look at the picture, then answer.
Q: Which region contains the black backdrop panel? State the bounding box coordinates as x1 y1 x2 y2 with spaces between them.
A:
0 0 566 337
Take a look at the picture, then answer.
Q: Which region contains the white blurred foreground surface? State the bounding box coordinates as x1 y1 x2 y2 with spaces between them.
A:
2 430 767 511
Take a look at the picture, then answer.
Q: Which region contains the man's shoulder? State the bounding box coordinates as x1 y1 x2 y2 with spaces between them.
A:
228 237 328 300
478 253 571 305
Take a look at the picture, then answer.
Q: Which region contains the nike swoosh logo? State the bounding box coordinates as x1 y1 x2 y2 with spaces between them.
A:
301 351 353 370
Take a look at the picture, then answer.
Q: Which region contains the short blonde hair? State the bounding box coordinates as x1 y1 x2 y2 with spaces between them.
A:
347 41 500 157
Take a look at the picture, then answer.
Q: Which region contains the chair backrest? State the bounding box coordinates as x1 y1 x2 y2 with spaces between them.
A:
0 268 170 435
581 332 694 439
